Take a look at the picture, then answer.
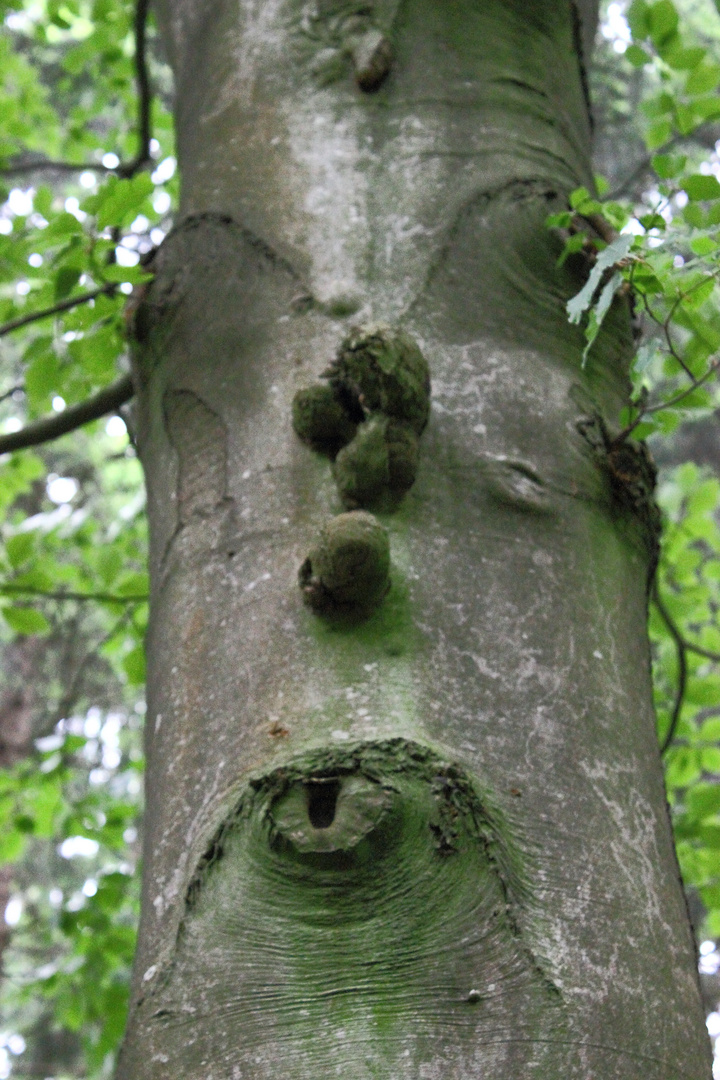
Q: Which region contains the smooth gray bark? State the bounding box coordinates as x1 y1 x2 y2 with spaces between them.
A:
117 1 711 1077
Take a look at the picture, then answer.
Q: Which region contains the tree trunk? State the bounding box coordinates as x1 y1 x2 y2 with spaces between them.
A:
117 1 711 1076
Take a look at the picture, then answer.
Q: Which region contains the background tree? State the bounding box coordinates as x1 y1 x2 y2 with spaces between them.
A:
0 0 720 1077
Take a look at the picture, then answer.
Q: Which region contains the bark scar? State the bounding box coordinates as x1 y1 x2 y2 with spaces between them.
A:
163 389 229 524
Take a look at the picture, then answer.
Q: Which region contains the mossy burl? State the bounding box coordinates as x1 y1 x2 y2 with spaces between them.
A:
291 382 358 455
325 323 430 436
333 414 420 509
299 510 390 615
292 323 430 509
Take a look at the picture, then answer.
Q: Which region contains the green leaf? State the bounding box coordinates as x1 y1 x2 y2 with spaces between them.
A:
625 44 651 67
96 547 123 586
2 606 50 635
54 265 82 301
701 748 720 774
34 186 53 219
556 232 586 268
663 44 706 71
102 265 153 285
24 345 61 410
686 676 720 706
686 783 720 820
648 0 679 47
683 203 706 228
546 210 573 229
115 572 149 597
651 153 686 179
645 119 673 150
5 532 35 568
665 746 702 787
43 212 84 240
683 174 720 201
638 212 666 231
700 718 720 741
0 829 26 863
122 645 146 685
686 62 720 94
569 186 592 210
627 0 651 39
681 278 715 310
94 173 154 230
689 235 718 256
642 91 675 119
67 323 122 381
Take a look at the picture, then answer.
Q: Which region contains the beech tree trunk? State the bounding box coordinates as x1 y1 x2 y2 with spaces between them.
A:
117 1 711 1076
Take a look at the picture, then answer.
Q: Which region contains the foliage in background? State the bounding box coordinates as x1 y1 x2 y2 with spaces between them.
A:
0 0 719 1076
0 0 172 1073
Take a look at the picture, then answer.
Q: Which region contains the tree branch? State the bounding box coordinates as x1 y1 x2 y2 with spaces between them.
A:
0 374 134 455
0 385 23 406
40 610 135 737
129 0 153 175
653 585 720 662
0 584 147 604
654 586 689 755
0 158 116 178
0 285 116 338
612 358 720 445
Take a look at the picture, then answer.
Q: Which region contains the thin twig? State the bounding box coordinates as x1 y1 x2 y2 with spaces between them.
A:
128 0 152 175
0 584 147 604
0 159 116 177
661 294 696 382
0 285 116 338
578 211 616 244
685 641 720 663
606 155 657 202
653 584 720 662
653 586 689 755
0 385 23 406
605 127 716 201
0 373 134 455
613 358 720 444
42 610 135 737
639 361 719 416
637 293 692 379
